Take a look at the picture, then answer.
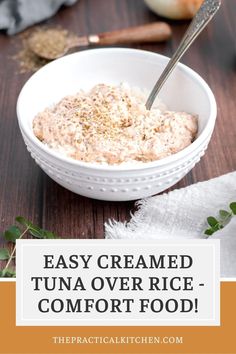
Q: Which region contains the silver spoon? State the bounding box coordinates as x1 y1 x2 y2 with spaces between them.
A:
146 0 221 110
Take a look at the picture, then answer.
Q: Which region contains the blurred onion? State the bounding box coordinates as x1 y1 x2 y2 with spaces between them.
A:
144 0 203 20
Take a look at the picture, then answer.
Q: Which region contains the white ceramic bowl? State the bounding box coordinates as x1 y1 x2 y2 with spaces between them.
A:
17 48 217 201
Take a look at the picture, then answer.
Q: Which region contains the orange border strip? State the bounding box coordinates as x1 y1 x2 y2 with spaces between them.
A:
0 282 235 354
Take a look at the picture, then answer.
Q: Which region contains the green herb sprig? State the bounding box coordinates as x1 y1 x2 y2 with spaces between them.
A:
205 202 236 237
0 217 57 278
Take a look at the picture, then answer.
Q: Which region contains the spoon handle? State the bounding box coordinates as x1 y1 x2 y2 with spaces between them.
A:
145 0 221 110
88 22 172 45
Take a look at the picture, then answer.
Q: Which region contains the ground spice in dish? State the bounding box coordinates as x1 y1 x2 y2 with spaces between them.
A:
12 27 76 73
33 83 198 165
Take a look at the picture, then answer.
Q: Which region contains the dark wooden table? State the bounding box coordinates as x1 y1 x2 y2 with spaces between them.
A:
0 0 235 239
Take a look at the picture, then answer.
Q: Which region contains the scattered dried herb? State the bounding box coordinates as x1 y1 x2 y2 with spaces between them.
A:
205 202 236 237
0 216 58 278
12 26 76 73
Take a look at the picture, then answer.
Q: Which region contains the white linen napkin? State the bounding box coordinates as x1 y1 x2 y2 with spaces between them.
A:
105 171 236 277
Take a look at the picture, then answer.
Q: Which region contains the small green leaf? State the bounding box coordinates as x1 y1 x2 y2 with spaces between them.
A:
207 217 219 228
0 248 10 260
15 216 31 227
229 202 236 215
4 225 21 242
205 203 236 237
205 228 215 236
15 217 58 239
28 225 56 239
29 226 44 238
41 230 57 239
1 268 16 278
219 210 231 219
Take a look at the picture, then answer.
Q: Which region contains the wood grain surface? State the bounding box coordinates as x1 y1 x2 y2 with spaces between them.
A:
0 0 235 240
